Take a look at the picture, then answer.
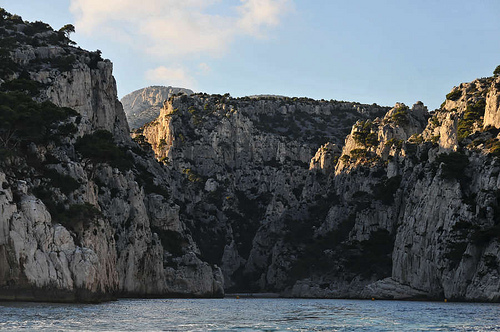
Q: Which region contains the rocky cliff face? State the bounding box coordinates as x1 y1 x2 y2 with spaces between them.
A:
3 9 500 303
281 76 500 301
0 10 222 302
121 86 193 130
136 73 500 301
134 93 393 292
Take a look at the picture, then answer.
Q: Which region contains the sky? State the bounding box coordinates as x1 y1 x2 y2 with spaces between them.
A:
1 0 500 110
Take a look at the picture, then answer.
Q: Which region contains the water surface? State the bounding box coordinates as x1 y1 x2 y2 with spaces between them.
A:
1 298 499 331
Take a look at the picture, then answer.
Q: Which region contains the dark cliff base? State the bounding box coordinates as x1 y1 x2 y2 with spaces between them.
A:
117 291 224 300
0 288 497 303
0 288 226 303
0 286 117 304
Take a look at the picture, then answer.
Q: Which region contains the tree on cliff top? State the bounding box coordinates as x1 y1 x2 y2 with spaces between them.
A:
59 24 74 37
59 24 76 45
494 65 500 77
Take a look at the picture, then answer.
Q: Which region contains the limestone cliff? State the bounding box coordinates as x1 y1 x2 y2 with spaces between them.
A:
0 10 222 302
3 8 500 303
121 86 193 129
134 93 392 292
137 72 500 301
286 76 500 301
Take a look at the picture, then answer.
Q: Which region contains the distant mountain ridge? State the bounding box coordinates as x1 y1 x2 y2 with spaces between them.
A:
121 86 193 129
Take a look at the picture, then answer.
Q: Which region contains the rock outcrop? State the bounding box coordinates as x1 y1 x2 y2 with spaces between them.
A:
484 76 500 128
121 86 193 129
310 143 341 174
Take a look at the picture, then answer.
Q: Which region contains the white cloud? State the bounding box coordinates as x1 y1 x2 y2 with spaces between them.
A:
145 66 197 88
69 0 293 57
139 15 233 57
238 0 293 37
198 63 211 75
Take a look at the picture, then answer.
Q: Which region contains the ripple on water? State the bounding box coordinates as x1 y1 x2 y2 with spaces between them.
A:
0 298 500 331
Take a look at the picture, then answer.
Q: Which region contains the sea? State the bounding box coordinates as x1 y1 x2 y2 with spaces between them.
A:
0 298 499 331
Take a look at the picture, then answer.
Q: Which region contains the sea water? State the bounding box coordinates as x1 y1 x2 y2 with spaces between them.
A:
0 298 499 331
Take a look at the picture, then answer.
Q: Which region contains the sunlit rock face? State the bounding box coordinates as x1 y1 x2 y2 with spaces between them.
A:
121 86 193 130
310 143 341 175
484 76 500 129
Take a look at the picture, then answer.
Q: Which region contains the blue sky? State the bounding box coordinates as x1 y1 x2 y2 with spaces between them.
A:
2 0 500 110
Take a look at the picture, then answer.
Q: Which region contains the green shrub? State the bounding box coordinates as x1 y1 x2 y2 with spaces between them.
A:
430 116 440 127
131 134 152 152
75 130 132 170
0 91 78 149
0 52 19 79
158 138 168 148
58 24 75 39
409 134 423 144
436 152 469 180
0 78 44 95
352 120 378 147
489 141 500 157
390 105 409 126
53 55 76 72
23 21 52 36
88 50 103 69
66 203 101 223
457 99 486 141
350 148 367 160
182 168 203 182
494 65 500 77
340 154 350 163
372 175 402 205
446 89 462 101
385 138 403 149
43 168 80 195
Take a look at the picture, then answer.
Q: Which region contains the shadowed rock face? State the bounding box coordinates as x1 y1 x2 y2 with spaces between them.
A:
121 86 193 129
134 93 389 292
135 74 500 301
